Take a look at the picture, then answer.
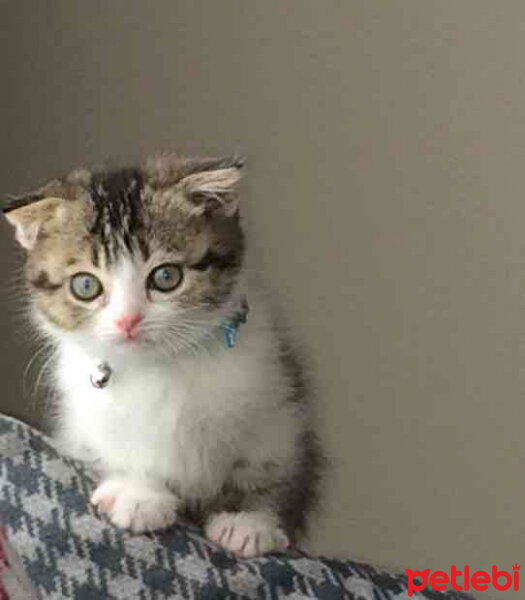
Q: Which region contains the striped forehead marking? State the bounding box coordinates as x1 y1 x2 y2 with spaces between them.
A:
89 169 149 264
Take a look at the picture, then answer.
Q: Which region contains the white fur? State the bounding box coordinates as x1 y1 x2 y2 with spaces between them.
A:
46 257 302 540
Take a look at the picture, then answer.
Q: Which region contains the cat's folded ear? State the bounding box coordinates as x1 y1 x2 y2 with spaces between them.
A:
176 158 244 217
3 191 64 250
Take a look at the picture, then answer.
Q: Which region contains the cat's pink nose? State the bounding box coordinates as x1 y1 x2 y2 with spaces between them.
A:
116 313 142 338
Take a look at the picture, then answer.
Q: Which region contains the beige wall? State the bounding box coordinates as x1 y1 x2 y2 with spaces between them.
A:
1 0 522 591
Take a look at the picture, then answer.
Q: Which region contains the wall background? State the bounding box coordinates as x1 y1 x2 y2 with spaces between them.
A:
1 0 522 590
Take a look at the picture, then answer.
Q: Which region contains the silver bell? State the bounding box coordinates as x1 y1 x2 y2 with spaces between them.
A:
90 361 112 389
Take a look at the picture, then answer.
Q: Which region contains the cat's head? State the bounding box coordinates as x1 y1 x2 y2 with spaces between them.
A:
4 155 245 357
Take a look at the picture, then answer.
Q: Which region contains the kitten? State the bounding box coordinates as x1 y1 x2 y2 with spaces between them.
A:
4 154 324 557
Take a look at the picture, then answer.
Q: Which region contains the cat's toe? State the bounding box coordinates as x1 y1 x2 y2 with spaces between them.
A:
205 511 289 557
91 479 123 513
91 479 179 533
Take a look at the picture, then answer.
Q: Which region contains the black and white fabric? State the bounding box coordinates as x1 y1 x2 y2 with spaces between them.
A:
0 415 473 600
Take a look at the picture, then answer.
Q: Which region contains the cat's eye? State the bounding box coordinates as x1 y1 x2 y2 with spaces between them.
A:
148 263 183 293
70 273 103 302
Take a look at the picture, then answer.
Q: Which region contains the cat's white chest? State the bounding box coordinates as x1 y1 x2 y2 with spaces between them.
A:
57 344 231 497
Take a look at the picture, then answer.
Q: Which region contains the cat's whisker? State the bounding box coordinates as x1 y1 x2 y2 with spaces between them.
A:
32 347 58 401
158 327 210 359
23 342 54 391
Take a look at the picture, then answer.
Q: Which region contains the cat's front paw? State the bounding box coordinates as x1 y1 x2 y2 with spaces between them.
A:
205 511 289 557
91 478 179 533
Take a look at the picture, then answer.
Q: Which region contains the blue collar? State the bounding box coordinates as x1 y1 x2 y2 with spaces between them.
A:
221 296 250 348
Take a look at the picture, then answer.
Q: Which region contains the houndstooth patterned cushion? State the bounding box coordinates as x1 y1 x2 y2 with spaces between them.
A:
0 415 473 599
